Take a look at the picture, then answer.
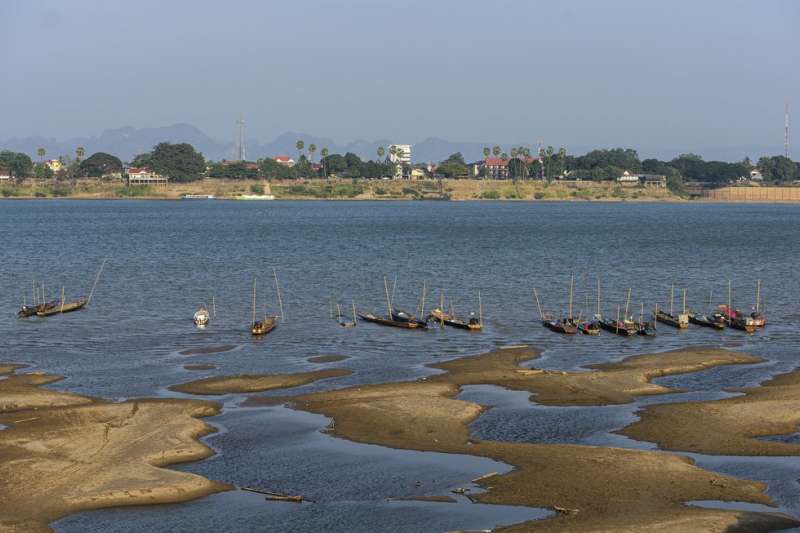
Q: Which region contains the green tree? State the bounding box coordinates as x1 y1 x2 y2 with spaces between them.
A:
295 140 304 162
33 163 54 179
146 142 205 182
377 146 385 161
0 151 33 183
37 147 46 162
308 143 317 163
75 146 85 162
78 152 123 178
437 152 468 178
492 146 501 157
320 147 329 177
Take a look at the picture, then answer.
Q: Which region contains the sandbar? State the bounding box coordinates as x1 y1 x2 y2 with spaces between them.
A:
169 368 353 395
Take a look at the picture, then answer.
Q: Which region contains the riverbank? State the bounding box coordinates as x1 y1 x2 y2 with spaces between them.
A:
0 363 229 533
0 178 683 201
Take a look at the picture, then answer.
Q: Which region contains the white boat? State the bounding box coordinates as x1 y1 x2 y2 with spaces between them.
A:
236 194 275 201
182 194 215 199
193 307 210 327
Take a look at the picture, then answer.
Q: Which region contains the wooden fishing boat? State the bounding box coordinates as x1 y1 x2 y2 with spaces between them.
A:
655 310 689 329
193 306 210 327
391 309 428 328
534 277 579 335
428 290 484 331
337 302 357 328
249 272 283 337
19 301 57 318
598 318 637 336
358 312 424 329
252 316 278 335
577 320 600 335
688 312 725 330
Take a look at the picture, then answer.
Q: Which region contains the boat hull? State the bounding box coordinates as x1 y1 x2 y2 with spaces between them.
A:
358 313 426 329
251 317 278 336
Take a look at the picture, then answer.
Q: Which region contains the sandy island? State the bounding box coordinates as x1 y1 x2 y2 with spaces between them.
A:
169 368 353 395
183 363 217 371
286 346 796 532
621 368 800 456
179 345 238 356
0 364 229 533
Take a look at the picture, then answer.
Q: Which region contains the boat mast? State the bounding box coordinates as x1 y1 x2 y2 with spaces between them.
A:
212 295 216 317
273 267 284 320
419 280 427 318
383 276 393 316
728 279 732 318
640 302 644 326
32 280 37 306
669 284 674 316
533 288 544 321
252 278 257 326
390 275 398 309
682 288 687 315
86 258 108 306
755 279 761 313
352 300 357 326
478 289 483 327
61 286 65 313
616 304 621 333
624 288 631 320
596 276 601 318
568 274 574 319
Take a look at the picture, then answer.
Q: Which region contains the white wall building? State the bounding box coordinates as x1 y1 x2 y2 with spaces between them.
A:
389 144 412 179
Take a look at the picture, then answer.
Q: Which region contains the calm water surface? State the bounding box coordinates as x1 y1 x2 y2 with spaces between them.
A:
1 200 799 532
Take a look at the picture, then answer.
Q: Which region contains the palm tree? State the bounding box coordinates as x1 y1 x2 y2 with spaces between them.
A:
501 152 508 159
37 147 45 162
308 143 317 163
483 147 491 158
321 147 329 177
510 147 519 159
492 146 501 157
76 146 85 162
377 146 385 161
295 140 304 162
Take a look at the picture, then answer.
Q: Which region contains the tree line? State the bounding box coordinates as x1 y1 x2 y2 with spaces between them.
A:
2 141 798 185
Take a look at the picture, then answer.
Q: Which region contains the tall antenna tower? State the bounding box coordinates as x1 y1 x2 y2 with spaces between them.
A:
785 101 790 159
236 115 246 161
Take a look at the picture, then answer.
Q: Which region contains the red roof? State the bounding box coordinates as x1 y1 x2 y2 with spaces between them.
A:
127 167 152 174
274 156 293 162
484 157 509 166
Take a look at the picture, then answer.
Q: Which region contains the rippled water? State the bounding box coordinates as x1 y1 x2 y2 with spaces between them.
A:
1 200 799 531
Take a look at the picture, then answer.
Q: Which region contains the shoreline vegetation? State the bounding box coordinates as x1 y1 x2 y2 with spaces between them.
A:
3 346 800 531
2 177 800 202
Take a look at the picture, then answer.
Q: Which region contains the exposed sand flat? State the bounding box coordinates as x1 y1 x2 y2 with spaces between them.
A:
0 367 228 533
183 363 217 371
179 345 237 356
429 346 762 406
0 363 28 376
0 368 94 414
307 355 350 363
294 346 796 531
621 369 800 456
169 368 353 395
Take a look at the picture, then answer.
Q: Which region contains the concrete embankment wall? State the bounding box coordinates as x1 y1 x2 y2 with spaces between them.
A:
704 187 800 202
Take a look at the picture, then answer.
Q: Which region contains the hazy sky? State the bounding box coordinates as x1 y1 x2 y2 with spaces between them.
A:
1 0 798 155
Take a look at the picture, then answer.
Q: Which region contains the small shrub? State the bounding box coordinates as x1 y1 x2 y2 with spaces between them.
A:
115 185 151 197
35 191 47 198
534 191 546 200
250 183 264 195
1 188 17 198
375 187 387 195
481 190 501 199
611 186 626 198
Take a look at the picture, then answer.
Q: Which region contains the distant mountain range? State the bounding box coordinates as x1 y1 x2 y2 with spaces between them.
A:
0 123 780 163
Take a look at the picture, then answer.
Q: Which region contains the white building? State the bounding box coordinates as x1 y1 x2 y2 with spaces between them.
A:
126 167 169 186
616 170 640 186
389 144 411 179
0 168 11 181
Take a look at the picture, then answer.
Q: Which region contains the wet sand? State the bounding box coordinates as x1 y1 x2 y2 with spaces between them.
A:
169 368 353 395
292 346 796 531
621 369 800 456
180 345 238 356
429 345 762 406
0 365 229 533
183 364 217 371
307 355 350 363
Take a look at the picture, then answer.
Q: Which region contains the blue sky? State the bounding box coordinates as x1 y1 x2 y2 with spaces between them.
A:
1 0 798 157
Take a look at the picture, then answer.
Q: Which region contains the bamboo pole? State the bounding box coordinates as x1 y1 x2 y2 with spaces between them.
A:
755 279 761 313
61 286 65 313
212 295 216 317
654 303 658 330
419 281 427 319
682 288 687 314
440 289 445 327
86 258 108 306
533 288 544 321
596 276 601 318
478 290 483 327
337 303 343 320
273 268 284 320
624 288 631 320
252 278 257 326
383 277 392 317
670 284 674 316
32 280 36 306
568 274 574 319
616 305 621 333
390 275 398 308
352 300 357 326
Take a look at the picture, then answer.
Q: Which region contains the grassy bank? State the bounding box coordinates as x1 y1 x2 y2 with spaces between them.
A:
0 178 687 201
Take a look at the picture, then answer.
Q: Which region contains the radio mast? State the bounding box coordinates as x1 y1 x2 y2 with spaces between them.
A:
236 115 246 161
785 101 790 159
